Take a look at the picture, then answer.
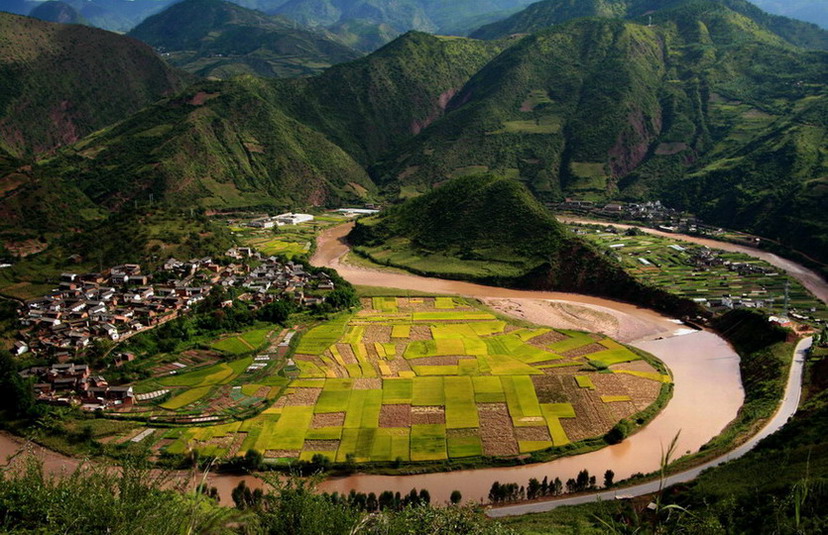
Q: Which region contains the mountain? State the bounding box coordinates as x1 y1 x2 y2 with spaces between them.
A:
0 12 186 157
377 7 828 263
128 0 361 79
470 0 828 50
269 32 507 164
752 0 828 29
326 19 400 52
30 32 501 212
273 0 436 33
28 1 87 24
349 174 700 314
5 6 828 265
259 0 534 50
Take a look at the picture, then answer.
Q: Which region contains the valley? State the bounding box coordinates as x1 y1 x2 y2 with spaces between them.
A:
1 0 828 532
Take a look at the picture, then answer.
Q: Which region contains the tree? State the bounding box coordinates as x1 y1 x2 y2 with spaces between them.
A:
449 490 462 505
488 482 501 503
527 478 541 500
0 350 37 419
325 286 359 310
553 477 563 496
604 469 615 488
259 300 295 324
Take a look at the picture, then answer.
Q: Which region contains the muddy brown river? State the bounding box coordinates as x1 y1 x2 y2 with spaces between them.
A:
2 220 824 506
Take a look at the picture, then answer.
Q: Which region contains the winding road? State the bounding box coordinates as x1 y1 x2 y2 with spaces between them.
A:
310 222 820 506
488 336 811 516
0 221 822 509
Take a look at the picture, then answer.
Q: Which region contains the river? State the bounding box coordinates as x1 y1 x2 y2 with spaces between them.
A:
2 220 825 507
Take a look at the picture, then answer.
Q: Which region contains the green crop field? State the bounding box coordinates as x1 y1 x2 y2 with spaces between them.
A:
160 296 668 464
160 386 213 410
576 225 828 324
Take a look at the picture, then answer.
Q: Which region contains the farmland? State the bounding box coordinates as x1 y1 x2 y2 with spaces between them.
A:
160 297 670 464
112 325 289 426
574 226 828 324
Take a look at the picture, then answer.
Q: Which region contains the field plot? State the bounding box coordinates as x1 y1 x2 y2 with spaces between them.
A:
577 226 828 324
162 297 669 463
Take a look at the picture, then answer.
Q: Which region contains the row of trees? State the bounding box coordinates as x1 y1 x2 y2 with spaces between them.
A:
489 469 615 504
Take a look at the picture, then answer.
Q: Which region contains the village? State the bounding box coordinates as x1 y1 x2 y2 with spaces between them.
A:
13 243 337 410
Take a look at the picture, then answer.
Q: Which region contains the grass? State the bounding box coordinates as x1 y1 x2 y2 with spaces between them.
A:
411 377 445 406
255 406 313 452
160 386 213 410
575 375 596 390
410 424 447 462
447 434 483 458
212 337 251 354
444 376 479 429
295 317 349 354
502 376 543 425
382 378 413 404
155 297 667 465
587 348 641 367
391 325 411 338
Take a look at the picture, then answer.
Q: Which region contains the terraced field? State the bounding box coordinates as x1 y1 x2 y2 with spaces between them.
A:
161 297 670 463
578 227 828 323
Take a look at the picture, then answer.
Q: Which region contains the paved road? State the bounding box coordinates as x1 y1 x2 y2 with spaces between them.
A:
487 336 812 517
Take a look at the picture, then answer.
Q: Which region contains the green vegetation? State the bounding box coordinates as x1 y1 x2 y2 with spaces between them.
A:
0 459 515 534
471 0 828 50
128 0 361 79
157 296 666 466
0 12 185 158
579 225 828 323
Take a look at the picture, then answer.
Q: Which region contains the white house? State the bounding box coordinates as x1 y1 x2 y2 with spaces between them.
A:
275 213 314 225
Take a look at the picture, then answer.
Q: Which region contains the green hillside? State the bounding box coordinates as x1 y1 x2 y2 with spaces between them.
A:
376 10 828 263
128 0 361 79
271 32 507 164
40 78 375 210
470 0 828 50
349 175 700 315
0 12 186 157
351 174 569 279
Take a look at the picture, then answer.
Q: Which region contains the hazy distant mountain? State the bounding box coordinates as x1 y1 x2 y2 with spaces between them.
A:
751 0 828 29
28 1 87 24
128 0 361 78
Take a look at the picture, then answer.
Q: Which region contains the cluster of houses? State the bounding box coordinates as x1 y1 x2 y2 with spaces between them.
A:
14 251 335 361
247 212 315 229
225 251 335 307
19 362 135 410
554 199 704 232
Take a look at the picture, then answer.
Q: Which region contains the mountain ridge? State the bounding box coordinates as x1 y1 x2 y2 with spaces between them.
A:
128 0 361 79
471 0 828 50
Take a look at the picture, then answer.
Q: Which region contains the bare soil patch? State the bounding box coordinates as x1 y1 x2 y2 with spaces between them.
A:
336 344 358 364
478 403 519 456
411 406 445 425
531 375 568 403
562 343 607 358
312 412 345 428
363 325 391 344
303 440 340 451
265 450 300 458
353 378 381 390
514 426 552 442
284 388 322 406
379 404 411 427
